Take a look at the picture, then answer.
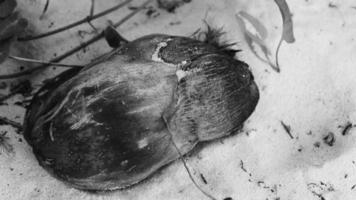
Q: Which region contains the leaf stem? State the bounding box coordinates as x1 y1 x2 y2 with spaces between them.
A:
162 116 217 200
274 37 283 73
18 0 132 41
8 55 83 67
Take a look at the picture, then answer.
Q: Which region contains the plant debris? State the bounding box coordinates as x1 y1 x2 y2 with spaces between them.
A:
239 11 268 40
200 173 208 184
307 182 335 200
0 0 152 80
240 160 248 173
275 0 295 43
235 11 277 72
41 0 50 16
280 121 293 139
274 0 295 72
323 132 335 146
340 122 353 136
236 0 295 72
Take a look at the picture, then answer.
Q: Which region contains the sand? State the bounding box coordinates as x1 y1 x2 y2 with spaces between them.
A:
1 0 356 199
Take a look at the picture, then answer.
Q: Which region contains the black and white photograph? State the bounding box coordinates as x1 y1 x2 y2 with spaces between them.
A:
0 0 355 199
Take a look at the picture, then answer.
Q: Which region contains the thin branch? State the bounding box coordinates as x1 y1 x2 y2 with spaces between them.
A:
280 120 293 139
341 122 353 136
41 0 50 16
0 0 153 80
87 0 98 32
8 55 83 67
162 116 217 200
18 0 132 41
90 0 95 17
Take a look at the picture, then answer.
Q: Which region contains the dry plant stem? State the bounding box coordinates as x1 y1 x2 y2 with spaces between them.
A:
8 55 84 67
41 0 50 16
18 0 132 41
162 117 217 200
90 0 95 17
0 116 23 130
274 37 283 72
88 0 98 32
0 0 153 80
173 144 217 200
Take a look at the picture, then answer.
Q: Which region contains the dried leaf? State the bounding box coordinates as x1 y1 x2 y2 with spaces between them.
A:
236 14 276 71
239 11 268 40
275 0 295 43
245 31 271 55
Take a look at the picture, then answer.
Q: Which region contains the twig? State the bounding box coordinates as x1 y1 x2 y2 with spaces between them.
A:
200 173 208 184
8 55 83 67
0 116 23 130
341 122 353 136
0 0 153 80
280 120 293 139
240 160 247 173
18 0 132 41
90 0 95 17
88 0 98 32
42 0 50 16
162 116 217 200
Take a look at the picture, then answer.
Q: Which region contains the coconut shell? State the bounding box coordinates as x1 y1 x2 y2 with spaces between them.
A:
24 32 259 191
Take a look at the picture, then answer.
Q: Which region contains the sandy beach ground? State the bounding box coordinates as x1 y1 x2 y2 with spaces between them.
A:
1 0 356 199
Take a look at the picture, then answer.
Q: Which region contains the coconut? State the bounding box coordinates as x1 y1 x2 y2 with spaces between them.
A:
23 27 259 191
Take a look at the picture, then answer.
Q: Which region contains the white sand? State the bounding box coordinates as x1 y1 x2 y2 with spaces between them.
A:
1 0 356 199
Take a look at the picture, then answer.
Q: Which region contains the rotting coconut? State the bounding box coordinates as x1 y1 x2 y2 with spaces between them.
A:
23 26 259 191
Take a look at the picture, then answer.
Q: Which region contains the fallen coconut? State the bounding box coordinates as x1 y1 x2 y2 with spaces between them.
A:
23 26 259 191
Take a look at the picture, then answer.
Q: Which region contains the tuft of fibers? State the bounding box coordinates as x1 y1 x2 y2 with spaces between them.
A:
193 24 241 58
